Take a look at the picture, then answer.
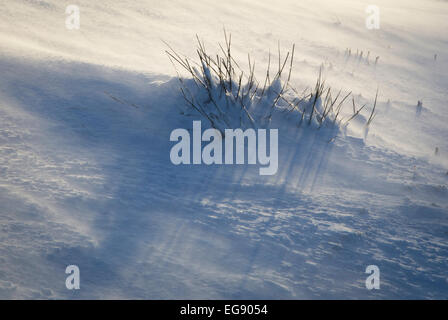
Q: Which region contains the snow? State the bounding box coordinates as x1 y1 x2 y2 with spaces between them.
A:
0 0 447 299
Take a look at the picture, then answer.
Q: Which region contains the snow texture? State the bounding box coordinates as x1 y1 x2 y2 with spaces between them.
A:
0 0 447 299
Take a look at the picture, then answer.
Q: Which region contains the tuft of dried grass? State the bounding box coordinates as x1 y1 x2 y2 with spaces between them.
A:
165 31 377 134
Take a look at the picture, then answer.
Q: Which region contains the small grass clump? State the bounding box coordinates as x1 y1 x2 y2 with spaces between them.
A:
165 31 376 135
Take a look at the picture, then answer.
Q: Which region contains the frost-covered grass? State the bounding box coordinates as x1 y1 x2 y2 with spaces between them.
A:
166 33 376 134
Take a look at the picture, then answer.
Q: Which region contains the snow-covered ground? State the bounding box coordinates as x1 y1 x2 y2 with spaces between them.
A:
0 0 447 299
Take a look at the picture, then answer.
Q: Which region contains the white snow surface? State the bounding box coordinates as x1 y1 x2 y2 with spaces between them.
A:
0 0 448 299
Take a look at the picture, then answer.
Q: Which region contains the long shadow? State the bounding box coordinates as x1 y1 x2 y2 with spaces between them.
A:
0 55 350 298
